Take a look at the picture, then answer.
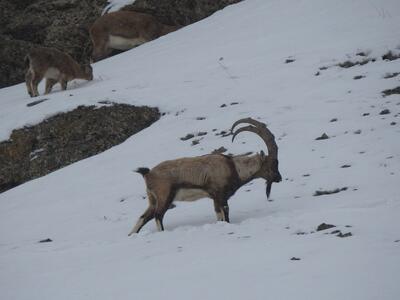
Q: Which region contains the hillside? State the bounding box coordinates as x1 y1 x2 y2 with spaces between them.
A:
1 0 400 299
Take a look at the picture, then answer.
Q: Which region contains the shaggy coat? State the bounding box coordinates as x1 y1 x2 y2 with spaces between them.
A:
90 11 180 62
128 118 282 235
25 47 93 97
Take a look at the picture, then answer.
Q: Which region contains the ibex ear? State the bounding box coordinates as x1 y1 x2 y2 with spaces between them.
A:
260 150 266 160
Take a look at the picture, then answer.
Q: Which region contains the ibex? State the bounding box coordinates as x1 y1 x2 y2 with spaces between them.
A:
128 118 282 235
25 47 93 97
90 11 180 62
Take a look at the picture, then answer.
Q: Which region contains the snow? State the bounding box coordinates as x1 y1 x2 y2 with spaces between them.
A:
103 0 136 14
1 0 400 299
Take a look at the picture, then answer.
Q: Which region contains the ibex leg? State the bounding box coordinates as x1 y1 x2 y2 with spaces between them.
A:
213 200 223 221
60 80 68 91
31 72 43 97
219 198 230 223
25 71 34 97
45 79 57 94
128 205 155 236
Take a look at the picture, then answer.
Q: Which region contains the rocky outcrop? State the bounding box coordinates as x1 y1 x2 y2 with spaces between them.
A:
122 0 242 25
0 0 107 88
0 0 244 192
1 0 241 88
0 104 160 193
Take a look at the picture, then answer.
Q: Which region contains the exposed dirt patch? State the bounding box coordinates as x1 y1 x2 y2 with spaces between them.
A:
317 49 399 75
215 130 231 137
382 51 400 61
379 109 391 115
316 223 336 231
313 187 348 196
220 102 240 108
122 0 242 26
383 72 400 79
315 133 329 140
336 231 352 238
212 146 228 154
337 58 375 68
0 104 160 193
180 133 195 141
38 238 53 243
191 139 200 146
382 86 400 97
197 131 207 137
181 131 208 142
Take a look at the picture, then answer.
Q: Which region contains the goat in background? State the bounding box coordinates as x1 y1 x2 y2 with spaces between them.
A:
90 10 181 62
25 47 93 97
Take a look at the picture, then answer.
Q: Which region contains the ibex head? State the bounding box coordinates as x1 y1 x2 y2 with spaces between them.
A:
231 118 282 198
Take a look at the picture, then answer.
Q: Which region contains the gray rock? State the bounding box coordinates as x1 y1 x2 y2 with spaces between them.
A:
0 104 160 193
122 0 242 26
315 133 329 140
316 223 336 231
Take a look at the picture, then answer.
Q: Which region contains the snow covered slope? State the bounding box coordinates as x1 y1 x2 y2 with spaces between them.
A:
1 0 400 299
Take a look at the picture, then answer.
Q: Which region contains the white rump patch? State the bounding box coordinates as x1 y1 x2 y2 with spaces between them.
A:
44 67 61 80
108 35 147 50
174 188 209 202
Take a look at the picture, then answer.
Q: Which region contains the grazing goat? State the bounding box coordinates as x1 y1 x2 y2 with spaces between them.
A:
128 118 282 235
25 47 93 97
90 11 180 62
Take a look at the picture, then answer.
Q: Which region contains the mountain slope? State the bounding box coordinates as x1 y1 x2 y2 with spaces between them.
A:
1 0 400 299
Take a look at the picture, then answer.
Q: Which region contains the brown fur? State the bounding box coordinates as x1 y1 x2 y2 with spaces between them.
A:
90 11 181 62
128 153 281 235
128 119 282 235
25 47 93 97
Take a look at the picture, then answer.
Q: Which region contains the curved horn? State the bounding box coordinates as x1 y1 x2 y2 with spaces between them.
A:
231 117 267 131
231 117 278 159
231 125 255 142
